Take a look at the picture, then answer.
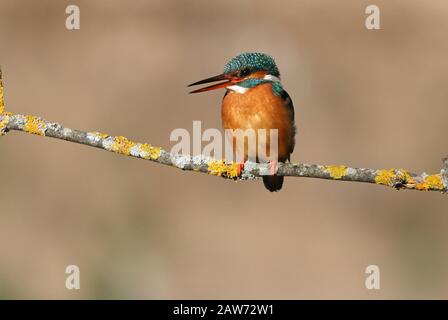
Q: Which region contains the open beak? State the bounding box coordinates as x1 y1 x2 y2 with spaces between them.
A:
188 73 235 94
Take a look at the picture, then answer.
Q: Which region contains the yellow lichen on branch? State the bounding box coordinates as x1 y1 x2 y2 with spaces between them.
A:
110 136 136 155
396 169 415 185
415 174 444 191
97 134 161 160
374 168 444 191
140 143 161 160
375 169 396 186
208 160 241 178
325 165 347 179
24 115 47 136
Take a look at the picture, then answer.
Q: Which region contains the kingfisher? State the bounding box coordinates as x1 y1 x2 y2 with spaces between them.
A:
188 52 296 192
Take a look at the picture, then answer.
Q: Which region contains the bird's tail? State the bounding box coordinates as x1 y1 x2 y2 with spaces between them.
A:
263 176 284 192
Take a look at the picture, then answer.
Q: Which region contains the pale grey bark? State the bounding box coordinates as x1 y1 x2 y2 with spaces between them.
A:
1 113 446 193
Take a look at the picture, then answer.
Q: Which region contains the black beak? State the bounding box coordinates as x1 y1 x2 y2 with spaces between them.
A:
188 73 233 93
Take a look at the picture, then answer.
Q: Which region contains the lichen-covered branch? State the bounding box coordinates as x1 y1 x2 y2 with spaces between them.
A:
1 112 446 193
0 70 446 193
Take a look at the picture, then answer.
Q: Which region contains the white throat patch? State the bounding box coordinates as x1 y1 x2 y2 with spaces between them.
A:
263 74 281 82
226 74 281 94
226 85 249 94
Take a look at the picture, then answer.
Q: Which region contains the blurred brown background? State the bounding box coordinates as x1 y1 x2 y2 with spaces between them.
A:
0 0 447 299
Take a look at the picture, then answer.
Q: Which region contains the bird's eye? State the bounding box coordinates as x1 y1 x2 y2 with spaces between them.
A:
239 68 251 77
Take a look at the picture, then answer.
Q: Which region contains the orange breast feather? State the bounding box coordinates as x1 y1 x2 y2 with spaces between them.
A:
221 83 293 162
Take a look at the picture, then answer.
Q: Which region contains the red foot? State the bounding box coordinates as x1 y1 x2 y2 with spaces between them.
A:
269 160 278 175
237 162 245 176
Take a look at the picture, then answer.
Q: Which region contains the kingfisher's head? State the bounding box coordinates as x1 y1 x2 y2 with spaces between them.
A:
188 52 281 94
